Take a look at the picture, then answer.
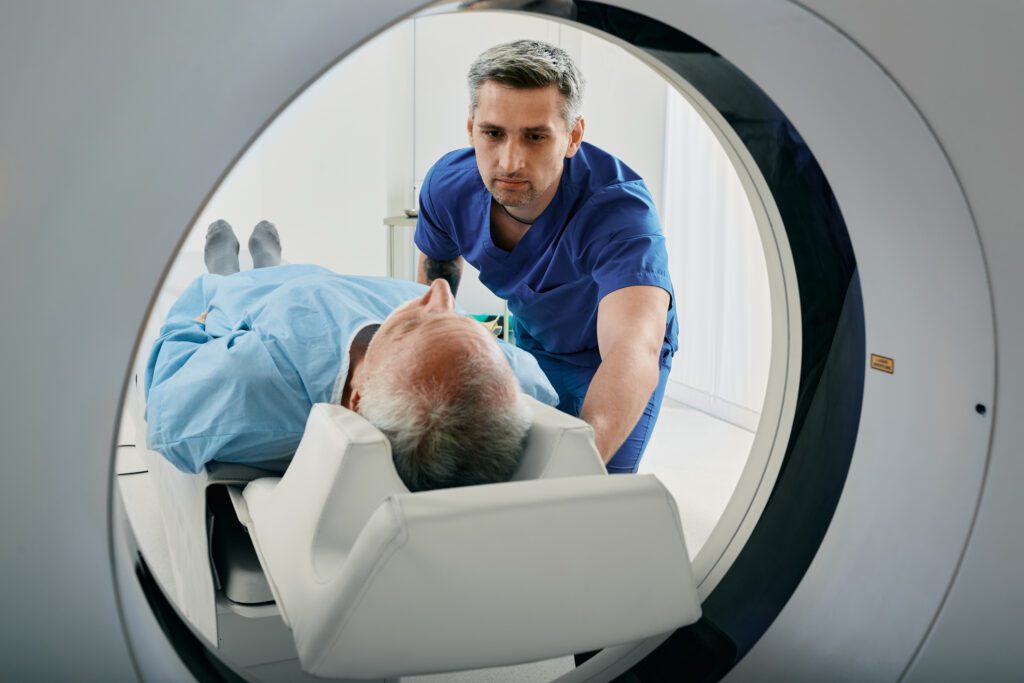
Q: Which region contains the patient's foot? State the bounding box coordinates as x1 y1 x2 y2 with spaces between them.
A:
249 220 282 268
204 219 240 275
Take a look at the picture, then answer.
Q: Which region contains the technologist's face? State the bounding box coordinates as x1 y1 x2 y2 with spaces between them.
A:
358 279 502 391
468 81 584 212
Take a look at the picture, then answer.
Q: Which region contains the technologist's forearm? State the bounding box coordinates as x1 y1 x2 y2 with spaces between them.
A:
579 345 661 463
416 252 464 296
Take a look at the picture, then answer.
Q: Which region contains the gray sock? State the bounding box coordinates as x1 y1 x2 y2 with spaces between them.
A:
204 219 240 275
249 220 282 268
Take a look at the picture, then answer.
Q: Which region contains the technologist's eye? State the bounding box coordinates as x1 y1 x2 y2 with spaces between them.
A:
527 134 547 143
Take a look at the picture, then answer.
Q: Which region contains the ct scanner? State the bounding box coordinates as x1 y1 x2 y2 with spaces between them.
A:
0 0 1021 680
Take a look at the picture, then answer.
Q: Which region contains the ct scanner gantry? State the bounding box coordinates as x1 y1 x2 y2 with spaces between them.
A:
0 1 1021 681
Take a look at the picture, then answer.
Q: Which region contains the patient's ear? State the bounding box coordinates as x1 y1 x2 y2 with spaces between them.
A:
348 387 361 413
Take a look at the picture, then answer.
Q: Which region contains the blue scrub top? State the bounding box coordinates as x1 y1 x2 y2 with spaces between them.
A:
143 265 557 474
415 141 678 369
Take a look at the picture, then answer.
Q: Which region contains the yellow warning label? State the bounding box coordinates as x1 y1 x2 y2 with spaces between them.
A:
870 354 894 374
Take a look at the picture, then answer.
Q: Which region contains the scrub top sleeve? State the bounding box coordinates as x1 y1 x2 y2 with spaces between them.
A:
413 165 461 260
591 233 675 306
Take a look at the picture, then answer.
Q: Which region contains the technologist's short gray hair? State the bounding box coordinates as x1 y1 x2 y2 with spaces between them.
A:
467 39 585 130
357 352 532 492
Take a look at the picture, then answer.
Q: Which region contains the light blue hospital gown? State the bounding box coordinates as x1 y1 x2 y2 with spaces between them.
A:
144 264 557 474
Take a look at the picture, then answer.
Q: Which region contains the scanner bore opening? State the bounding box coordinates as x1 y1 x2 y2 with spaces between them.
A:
113 2 863 681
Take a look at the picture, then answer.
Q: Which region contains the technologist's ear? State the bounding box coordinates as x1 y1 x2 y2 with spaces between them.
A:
467 112 474 145
564 115 585 158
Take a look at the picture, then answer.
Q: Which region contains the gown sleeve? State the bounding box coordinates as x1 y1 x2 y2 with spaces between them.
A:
143 277 310 474
496 338 559 406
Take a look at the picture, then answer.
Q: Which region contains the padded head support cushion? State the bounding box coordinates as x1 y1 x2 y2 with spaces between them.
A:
511 395 607 480
300 476 698 678
242 399 699 678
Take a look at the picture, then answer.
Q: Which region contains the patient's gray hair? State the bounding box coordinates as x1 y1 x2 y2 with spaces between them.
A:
468 39 585 130
357 352 532 492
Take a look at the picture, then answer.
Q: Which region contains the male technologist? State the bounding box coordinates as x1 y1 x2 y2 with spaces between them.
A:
144 221 557 492
415 40 677 472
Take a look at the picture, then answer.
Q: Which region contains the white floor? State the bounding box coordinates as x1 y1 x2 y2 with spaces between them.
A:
638 398 755 558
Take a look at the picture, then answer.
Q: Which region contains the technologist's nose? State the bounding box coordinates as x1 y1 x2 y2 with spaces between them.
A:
422 278 455 312
498 139 525 173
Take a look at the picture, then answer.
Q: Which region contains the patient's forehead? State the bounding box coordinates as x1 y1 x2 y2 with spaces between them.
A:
373 309 495 359
405 317 510 383
411 314 499 360
410 312 495 346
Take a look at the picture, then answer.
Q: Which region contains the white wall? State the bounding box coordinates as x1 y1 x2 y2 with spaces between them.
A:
661 87 771 431
136 23 415 376
179 23 415 276
574 29 666 212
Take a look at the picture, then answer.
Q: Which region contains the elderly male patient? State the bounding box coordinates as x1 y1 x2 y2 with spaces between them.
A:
144 220 556 491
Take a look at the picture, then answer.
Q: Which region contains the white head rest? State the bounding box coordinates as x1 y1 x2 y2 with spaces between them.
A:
512 395 607 480
297 475 699 679
241 400 699 678
246 397 606 579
